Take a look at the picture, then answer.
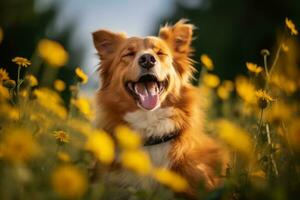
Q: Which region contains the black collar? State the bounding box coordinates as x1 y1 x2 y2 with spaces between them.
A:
143 130 180 146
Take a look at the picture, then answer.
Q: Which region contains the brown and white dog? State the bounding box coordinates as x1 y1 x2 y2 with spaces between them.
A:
92 20 229 197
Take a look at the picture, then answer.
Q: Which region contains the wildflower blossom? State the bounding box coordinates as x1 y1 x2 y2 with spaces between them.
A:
265 102 292 123
0 68 9 82
246 62 263 75
0 84 9 99
202 73 220 88
12 57 31 67
85 130 115 164
217 80 234 100
235 76 256 104
153 168 188 192
25 74 38 87
75 67 88 84
216 119 253 156
1 128 40 164
285 17 298 35
57 151 71 162
51 165 87 199
3 79 16 89
38 39 68 67
121 149 152 175
256 90 274 109
34 88 67 119
71 97 94 119
53 130 70 143
282 43 289 52
200 54 214 70
53 79 66 92
115 125 141 149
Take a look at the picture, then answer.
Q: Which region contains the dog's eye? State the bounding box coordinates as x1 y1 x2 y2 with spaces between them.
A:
123 52 135 57
157 50 167 56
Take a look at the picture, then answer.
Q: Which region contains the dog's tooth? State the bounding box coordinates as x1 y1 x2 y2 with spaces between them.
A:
128 83 133 91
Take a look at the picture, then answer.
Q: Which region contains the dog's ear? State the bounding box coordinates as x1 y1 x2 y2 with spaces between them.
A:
159 19 194 54
92 30 127 59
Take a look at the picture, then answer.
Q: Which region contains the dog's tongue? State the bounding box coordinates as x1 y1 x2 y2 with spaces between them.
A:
135 82 159 110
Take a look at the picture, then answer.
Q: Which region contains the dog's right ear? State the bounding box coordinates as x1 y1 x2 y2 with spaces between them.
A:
92 30 127 59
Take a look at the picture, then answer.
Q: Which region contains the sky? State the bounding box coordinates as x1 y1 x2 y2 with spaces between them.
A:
37 0 176 90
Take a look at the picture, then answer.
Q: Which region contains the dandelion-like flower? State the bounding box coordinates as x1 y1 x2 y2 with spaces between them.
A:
0 68 9 82
217 80 234 100
1 128 40 164
85 130 115 164
285 17 298 35
53 79 66 92
71 97 94 120
115 125 141 149
246 62 263 75
51 165 87 199
216 119 253 156
256 89 274 109
200 54 214 70
25 75 38 87
53 130 70 143
202 73 220 88
235 76 256 104
153 168 188 192
282 43 289 52
38 39 69 67
75 67 88 84
12 57 31 67
121 149 152 175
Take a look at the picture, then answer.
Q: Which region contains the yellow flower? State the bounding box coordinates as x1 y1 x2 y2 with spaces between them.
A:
153 168 188 192
37 39 68 67
25 74 38 87
0 27 3 44
53 79 66 92
202 73 220 88
235 76 256 104
200 54 214 70
53 130 70 143
75 67 88 84
12 57 31 67
57 151 71 162
285 17 298 35
34 88 67 119
0 68 9 82
0 104 20 120
216 119 253 156
85 130 115 164
121 149 152 175
282 43 289 52
255 90 274 102
115 125 141 149
51 165 87 199
71 97 94 120
265 102 292 123
1 128 40 164
246 62 263 75
217 80 234 100
0 84 9 99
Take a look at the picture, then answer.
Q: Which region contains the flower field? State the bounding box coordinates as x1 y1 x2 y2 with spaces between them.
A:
0 18 300 200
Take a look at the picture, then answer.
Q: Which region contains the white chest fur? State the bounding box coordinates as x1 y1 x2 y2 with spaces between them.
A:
124 107 176 167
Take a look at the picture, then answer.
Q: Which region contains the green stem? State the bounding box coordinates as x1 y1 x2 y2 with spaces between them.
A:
263 55 269 78
17 66 21 96
258 108 264 131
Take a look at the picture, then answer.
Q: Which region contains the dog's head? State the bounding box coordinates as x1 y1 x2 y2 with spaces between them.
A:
93 20 195 111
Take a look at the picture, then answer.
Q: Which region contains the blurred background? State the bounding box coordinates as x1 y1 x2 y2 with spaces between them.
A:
0 0 299 96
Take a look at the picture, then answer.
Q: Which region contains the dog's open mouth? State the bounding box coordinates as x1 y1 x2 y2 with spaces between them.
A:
126 74 168 110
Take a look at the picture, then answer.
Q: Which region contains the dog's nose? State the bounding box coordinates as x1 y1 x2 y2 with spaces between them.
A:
138 54 156 69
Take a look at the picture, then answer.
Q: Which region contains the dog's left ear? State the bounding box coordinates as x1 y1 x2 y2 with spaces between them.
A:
92 30 127 59
159 19 194 54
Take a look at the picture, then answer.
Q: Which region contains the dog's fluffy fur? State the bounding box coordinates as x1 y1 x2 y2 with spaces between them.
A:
92 20 229 197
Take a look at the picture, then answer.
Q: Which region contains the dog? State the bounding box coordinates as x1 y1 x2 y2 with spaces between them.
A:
92 20 229 197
